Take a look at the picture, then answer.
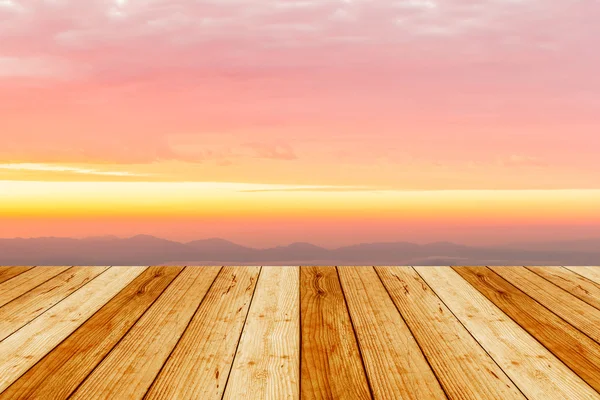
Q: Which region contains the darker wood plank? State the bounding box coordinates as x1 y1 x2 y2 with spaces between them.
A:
0 267 33 285
527 266 600 311
0 266 183 400
491 266 600 344
300 266 371 400
455 266 600 393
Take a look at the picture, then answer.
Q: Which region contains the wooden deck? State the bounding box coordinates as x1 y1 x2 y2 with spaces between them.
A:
1 266 600 399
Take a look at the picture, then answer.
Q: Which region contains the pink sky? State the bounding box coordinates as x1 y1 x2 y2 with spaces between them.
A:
1 0 599 245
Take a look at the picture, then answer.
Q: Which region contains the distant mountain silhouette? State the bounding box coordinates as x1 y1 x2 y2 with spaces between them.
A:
503 238 600 253
1 235 599 265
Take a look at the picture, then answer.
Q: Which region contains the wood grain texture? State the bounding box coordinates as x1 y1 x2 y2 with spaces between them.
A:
527 266 600 311
564 267 600 286
416 266 600 400
70 266 220 400
376 266 524 400
0 266 108 341
0 266 146 393
0 266 70 307
300 266 372 400
338 266 445 400
223 267 300 400
491 266 600 344
145 266 260 400
454 266 600 393
0 266 181 400
0 267 33 285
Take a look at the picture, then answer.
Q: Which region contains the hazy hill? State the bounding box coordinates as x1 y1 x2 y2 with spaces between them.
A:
1 235 599 265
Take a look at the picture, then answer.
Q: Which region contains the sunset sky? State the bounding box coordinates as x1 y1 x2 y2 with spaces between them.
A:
1 0 599 247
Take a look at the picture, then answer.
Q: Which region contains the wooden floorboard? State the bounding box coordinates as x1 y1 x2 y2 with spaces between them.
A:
0 266 174 400
527 266 600 311
564 266 600 285
1 266 600 399
491 266 600 344
224 266 300 400
416 266 600 400
70 266 220 400
300 266 371 400
454 266 600 393
0 266 108 341
0 267 33 285
338 266 445 400
0 266 70 308
0 267 146 393
376 266 523 400
145 266 260 400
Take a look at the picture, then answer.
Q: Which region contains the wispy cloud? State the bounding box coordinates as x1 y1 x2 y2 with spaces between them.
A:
0 163 148 177
498 155 547 168
0 56 79 79
238 185 373 193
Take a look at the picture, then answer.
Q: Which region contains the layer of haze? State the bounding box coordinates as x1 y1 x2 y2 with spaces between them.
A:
1 0 599 246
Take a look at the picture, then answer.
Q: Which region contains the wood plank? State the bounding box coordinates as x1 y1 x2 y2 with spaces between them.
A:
145 266 260 400
69 266 220 400
0 267 33 285
0 266 146 393
223 266 300 400
0 266 181 400
491 266 600 344
338 266 445 400
0 266 70 307
0 266 109 341
564 267 600 285
416 267 600 400
527 266 600 311
376 266 524 400
454 266 600 393
300 266 372 400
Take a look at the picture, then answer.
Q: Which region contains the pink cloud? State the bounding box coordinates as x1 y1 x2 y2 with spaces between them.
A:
0 0 599 188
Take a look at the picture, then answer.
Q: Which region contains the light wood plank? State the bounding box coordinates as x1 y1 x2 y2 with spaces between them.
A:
145 266 260 400
300 266 372 400
564 267 600 286
0 267 33 285
491 266 600 344
0 266 108 341
338 266 445 400
455 266 600 393
223 267 300 400
376 266 524 400
0 266 146 393
70 266 220 400
416 266 600 400
0 266 181 400
0 266 70 307
527 266 600 311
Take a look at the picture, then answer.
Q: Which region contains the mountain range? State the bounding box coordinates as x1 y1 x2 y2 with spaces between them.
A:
1 235 600 265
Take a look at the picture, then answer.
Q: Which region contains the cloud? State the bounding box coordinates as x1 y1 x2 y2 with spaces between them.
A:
0 0 580 84
238 185 377 193
164 134 298 164
241 142 297 160
0 163 148 176
499 155 547 168
0 56 78 79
